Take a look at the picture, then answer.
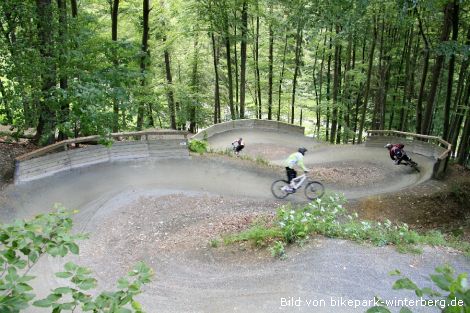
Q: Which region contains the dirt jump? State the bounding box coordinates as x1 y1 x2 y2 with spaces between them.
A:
0 128 468 313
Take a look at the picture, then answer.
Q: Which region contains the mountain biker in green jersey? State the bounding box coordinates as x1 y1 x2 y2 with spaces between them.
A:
284 147 309 192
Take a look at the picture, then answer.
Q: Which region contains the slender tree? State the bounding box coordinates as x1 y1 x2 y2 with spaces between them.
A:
357 14 378 144
137 0 151 131
239 0 247 119
34 0 57 144
421 1 453 135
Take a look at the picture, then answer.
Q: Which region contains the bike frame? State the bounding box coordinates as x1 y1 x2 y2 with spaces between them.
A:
291 174 308 189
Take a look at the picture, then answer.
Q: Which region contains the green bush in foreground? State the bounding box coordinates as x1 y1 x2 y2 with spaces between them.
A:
0 208 153 312
367 265 469 313
188 139 208 154
222 193 470 257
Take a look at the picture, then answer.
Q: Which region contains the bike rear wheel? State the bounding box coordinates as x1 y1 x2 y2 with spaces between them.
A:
271 179 290 199
410 161 420 172
304 181 325 200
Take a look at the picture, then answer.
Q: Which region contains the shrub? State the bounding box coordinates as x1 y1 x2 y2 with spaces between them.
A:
0 207 153 312
188 139 208 154
367 265 469 313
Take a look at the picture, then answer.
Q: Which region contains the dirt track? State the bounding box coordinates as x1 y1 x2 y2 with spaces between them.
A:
0 129 467 313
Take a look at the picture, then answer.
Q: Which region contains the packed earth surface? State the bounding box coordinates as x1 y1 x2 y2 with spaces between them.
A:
0 128 469 313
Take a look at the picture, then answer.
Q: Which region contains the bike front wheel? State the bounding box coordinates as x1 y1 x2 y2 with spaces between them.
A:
304 181 325 200
271 179 290 199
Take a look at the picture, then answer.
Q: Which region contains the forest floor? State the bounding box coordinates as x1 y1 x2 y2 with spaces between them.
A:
0 141 36 190
350 164 470 242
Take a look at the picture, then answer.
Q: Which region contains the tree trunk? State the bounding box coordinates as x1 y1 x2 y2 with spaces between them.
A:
342 33 354 143
357 15 378 144
211 32 221 124
57 0 69 141
399 24 415 131
267 4 273 120
330 25 341 143
163 44 176 129
0 81 12 124
290 24 303 124
325 28 332 142
317 31 328 137
189 37 199 133
449 28 470 154
255 12 261 119
70 0 77 17
233 10 239 117
443 0 459 141
239 0 247 119
250 16 258 119
422 2 453 135
277 34 288 121
35 0 57 145
415 7 430 134
353 37 367 144
224 16 235 120
457 85 470 165
137 0 150 131
111 0 120 132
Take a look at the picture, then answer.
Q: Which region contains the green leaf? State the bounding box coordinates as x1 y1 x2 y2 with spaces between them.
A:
53 287 73 294
389 270 401 276
64 262 78 272
77 278 96 291
16 282 33 292
366 307 392 313
55 271 73 279
430 274 451 291
33 299 53 307
399 307 413 313
393 278 418 291
118 278 129 289
131 300 142 310
67 243 79 254
116 308 132 313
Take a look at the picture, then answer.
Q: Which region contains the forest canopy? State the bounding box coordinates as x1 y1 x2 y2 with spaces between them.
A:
0 0 469 164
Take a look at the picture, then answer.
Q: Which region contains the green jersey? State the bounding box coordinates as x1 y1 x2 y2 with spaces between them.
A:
284 152 307 171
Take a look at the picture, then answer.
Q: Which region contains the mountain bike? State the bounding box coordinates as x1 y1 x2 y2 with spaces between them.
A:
271 173 325 200
401 159 420 172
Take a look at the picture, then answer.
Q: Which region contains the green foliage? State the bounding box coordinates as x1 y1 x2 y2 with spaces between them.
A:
224 193 470 258
367 265 469 313
0 207 83 312
209 239 220 248
270 241 286 259
0 208 153 313
33 261 152 312
188 139 208 154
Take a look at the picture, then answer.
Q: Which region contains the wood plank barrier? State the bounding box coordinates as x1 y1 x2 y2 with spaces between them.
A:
192 119 305 140
366 130 451 179
14 130 189 184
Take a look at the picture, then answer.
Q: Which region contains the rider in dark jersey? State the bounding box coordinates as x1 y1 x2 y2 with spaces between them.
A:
385 143 411 165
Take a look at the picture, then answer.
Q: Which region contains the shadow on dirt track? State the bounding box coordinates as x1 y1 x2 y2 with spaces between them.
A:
0 129 467 313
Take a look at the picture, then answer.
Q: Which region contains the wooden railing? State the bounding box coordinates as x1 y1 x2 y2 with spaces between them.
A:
16 130 189 162
367 130 451 160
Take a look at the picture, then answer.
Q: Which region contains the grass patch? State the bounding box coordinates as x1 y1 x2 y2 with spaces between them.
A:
222 193 470 258
208 147 273 167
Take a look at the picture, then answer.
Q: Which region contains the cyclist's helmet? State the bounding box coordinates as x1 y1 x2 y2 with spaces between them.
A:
385 143 393 150
298 147 307 155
